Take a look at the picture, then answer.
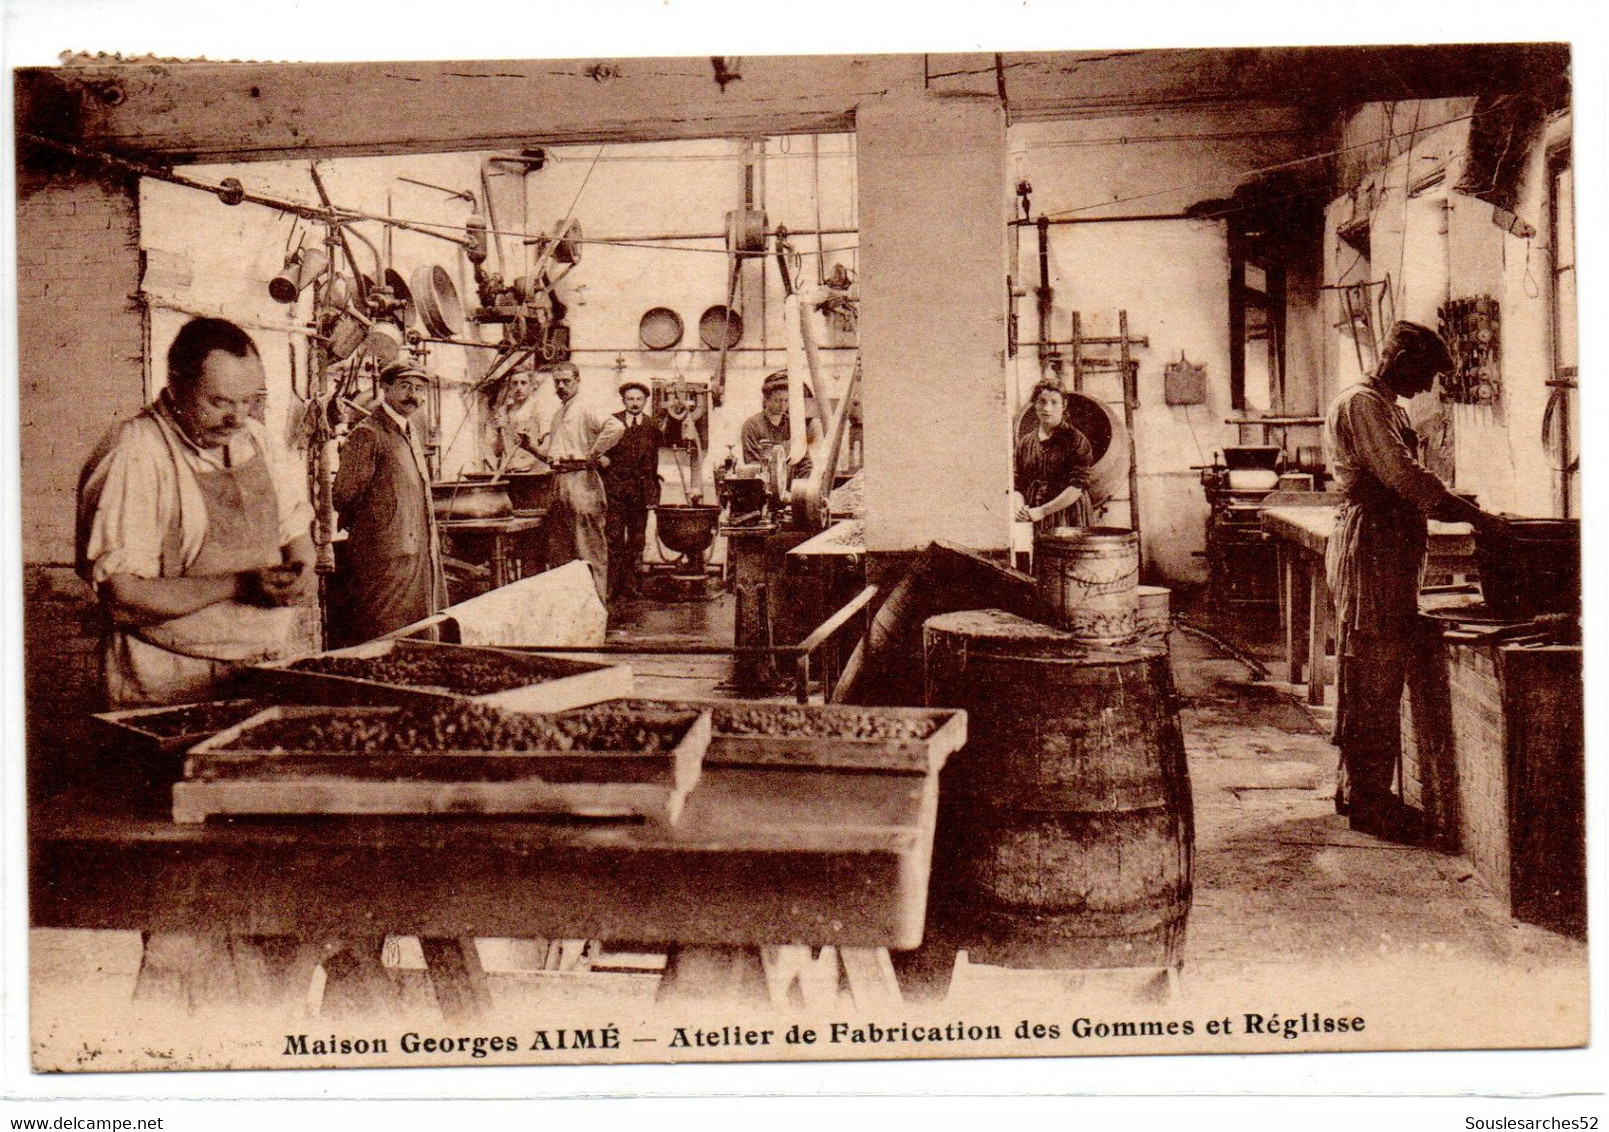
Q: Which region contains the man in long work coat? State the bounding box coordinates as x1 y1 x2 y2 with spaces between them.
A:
1323 320 1505 841
602 378 661 600
329 362 445 647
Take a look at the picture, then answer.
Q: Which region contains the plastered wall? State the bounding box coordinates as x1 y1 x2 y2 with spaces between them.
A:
1323 100 1569 518
1009 108 1318 583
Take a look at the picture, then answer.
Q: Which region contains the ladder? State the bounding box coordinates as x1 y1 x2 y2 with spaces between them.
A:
1046 310 1148 564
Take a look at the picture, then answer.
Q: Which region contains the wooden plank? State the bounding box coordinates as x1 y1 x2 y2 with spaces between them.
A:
657 946 769 1005
1307 566 1332 707
839 947 903 1011
36 763 938 946
419 937 494 1023
761 945 840 1011
172 778 690 823
1283 548 1308 686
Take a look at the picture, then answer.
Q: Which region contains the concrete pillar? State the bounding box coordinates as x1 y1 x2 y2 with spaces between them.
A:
856 94 1012 554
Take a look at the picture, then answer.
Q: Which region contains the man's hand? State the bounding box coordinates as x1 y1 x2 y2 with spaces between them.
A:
596 454 611 469
239 562 305 608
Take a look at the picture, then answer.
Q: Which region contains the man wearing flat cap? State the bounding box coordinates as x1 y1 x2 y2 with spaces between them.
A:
740 370 795 466
328 361 445 646
602 378 662 600
1324 320 1506 842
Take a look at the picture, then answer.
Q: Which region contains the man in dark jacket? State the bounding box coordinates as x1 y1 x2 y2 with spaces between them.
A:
602 378 661 600
1324 321 1505 841
328 362 445 646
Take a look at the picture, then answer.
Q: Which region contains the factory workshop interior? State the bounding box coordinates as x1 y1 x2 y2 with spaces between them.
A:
15 44 1588 1067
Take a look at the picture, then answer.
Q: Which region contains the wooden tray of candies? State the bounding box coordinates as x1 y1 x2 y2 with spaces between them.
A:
252 638 632 713
94 698 276 757
565 699 967 774
172 702 708 825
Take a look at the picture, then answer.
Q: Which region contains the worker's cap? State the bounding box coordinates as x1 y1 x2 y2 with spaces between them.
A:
618 379 652 399
761 370 789 395
379 361 430 386
1380 320 1455 374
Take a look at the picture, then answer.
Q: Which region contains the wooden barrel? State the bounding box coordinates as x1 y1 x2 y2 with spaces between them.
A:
1035 527 1139 644
1134 585 1171 647
923 608 1193 970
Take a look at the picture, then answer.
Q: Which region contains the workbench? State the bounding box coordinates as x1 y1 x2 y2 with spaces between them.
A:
1261 504 1474 704
440 512 546 592
30 756 933 1018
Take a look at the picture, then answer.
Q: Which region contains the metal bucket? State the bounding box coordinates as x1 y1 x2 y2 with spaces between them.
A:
1135 585 1172 647
1035 526 1139 644
923 609 1193 970
1476 518 1580 619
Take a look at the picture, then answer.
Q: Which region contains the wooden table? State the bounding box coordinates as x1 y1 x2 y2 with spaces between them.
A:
439 513 546 590
1262 504 1474 704
31 759 935 1017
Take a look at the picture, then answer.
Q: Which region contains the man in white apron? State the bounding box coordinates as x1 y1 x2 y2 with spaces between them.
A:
77 317 314 709
537 362 624 601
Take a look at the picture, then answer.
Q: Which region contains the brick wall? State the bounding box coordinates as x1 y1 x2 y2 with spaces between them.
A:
1446 642 1512 899
18 168 147 796
17 168 146 566
23 566 105 801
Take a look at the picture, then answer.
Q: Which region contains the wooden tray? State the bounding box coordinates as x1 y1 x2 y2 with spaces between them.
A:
566 699 967 774
173 704 708 825
251 638 632 712
94 698 275 756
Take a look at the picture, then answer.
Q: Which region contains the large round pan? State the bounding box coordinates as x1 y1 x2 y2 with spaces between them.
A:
699 304 744 350
410 264 465 338
384 267 417 329
639 307 684 351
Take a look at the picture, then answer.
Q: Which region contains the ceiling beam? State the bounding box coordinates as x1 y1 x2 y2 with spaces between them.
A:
15 45 1568 166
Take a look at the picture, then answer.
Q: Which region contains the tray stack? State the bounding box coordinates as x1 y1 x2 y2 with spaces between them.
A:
173 702 709 825
251 638 632 712
566 699 967 774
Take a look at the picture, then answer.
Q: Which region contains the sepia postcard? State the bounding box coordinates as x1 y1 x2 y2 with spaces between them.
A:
4 7 1602 1106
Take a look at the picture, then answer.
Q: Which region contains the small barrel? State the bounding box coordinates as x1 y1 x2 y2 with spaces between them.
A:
923 608 1193 970
1134 585 1172 647
1035 527 1139 645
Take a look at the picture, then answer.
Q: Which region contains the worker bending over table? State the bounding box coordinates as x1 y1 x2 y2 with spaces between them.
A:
76 316 314 708
1323 320 1505 842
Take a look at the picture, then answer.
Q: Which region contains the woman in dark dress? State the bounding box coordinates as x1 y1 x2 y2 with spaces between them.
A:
1014 381 1095 533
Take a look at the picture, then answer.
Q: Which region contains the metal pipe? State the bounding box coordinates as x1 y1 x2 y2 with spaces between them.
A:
20 132 343 221
1036 215 1053 379
1010 212 1201 226
581 227 858 243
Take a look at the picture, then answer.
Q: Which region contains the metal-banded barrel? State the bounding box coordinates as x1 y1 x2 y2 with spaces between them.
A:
923 608 1193 970
1035 527 1139 645
1134 585 1172 647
